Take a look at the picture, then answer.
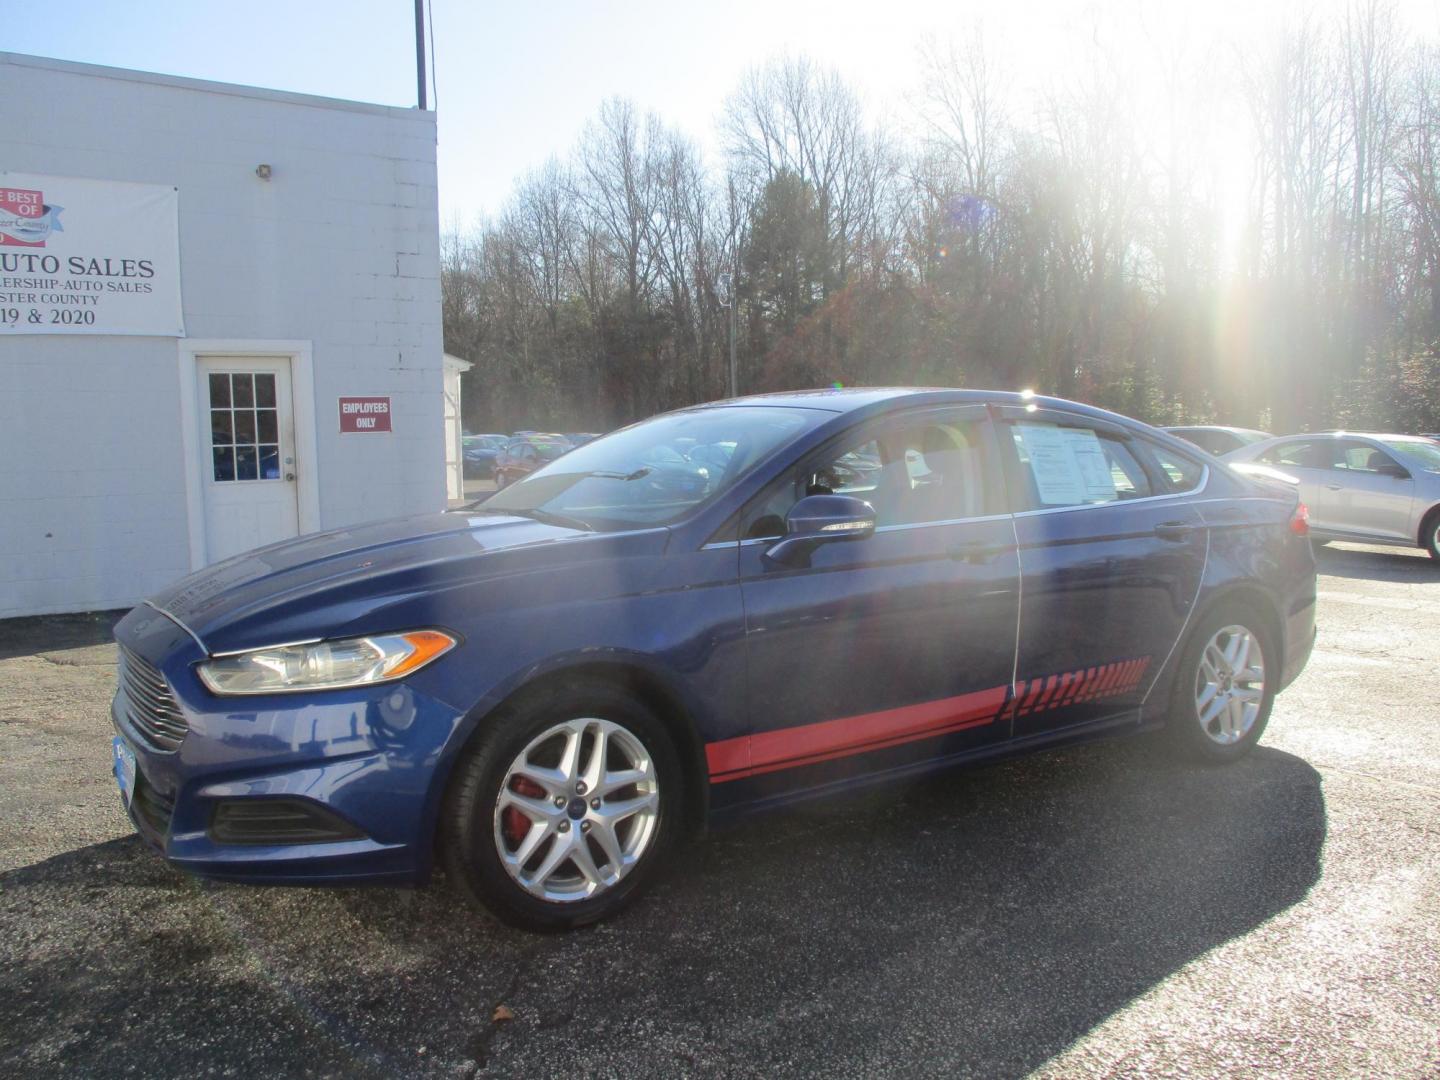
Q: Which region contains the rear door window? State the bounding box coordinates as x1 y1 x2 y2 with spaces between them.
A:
1332 439 1399 473
1007 420 1153 509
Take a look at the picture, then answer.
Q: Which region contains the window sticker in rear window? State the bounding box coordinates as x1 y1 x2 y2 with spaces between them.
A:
1015 423 1119 505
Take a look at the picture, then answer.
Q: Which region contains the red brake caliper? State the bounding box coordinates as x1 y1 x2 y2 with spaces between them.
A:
503 776 546 847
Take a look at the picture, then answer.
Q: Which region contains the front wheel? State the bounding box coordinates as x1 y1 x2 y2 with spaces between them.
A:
1424 513 1440 562
1168 606 1277 763
440 683 682 930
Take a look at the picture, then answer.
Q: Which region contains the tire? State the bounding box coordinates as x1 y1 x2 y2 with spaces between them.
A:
1423 511 1440 562
1167 604 1278 764
440 681 683 931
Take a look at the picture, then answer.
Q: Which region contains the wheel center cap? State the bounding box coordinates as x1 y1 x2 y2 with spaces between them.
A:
566 797 587 820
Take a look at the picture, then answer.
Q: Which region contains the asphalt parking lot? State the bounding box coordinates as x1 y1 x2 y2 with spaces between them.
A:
2 543 1438 1078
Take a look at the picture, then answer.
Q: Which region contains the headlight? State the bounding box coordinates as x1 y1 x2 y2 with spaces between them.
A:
197 630 457 695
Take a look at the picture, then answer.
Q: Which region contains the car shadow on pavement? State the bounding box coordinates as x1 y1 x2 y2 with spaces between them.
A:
0 737 1325 1079
1313 542 1436 582
0 609 126 661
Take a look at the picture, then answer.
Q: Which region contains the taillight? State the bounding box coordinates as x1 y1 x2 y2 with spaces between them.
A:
1289 503 1310 537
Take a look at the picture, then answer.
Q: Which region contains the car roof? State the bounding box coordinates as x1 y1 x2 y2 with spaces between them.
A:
1163 425 1271 437
1271 431 1425 442
690 386 1134 420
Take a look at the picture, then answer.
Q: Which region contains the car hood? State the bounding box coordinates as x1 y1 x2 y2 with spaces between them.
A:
150 511 663 653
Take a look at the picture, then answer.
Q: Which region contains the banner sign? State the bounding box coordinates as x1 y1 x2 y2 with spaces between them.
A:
339 397 393 433
0 172 184 336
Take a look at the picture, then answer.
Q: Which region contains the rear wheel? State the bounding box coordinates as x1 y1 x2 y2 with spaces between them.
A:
1168 606 1277 763
440 682 682 931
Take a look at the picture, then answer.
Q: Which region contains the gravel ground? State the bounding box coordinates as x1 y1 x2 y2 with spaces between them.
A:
1 543 1437 1078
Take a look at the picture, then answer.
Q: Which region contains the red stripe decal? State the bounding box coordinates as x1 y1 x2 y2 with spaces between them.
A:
1062 668 1093 707
705 737 750 778
1123 659 1146 694
1021 676 1053 715
1052 672 1077 710
709 684 1009 783
707 655 1154 784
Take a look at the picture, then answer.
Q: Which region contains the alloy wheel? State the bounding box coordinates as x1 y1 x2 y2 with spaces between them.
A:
492 718 661 903
1193 624 1267 745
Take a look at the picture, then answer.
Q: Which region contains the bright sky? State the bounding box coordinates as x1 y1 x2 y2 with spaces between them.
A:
6 0 1440 231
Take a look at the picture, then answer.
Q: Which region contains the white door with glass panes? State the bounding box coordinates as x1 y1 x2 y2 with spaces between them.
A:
199 357 300 563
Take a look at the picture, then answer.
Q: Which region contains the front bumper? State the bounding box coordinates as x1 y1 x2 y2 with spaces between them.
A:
110 605 468 886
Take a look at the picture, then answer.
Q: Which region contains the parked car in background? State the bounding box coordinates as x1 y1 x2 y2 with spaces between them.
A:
565 433 600 447
462 434 508 478
110 388 1315 930
1226 431 1440 559
494 434 572 488
1227 461 1301 490
1163 425 1273 456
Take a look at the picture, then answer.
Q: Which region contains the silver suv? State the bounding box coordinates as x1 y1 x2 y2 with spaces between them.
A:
1226 432 1440 560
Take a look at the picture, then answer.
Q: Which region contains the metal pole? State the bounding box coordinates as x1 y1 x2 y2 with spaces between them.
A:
414 0 428 110
725 298 737 400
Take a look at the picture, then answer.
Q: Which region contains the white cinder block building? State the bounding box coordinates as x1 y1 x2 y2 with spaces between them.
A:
0 53 445 617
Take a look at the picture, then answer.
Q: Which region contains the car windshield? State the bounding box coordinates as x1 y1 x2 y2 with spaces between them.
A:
1382 438 1440 471
477 406 825 530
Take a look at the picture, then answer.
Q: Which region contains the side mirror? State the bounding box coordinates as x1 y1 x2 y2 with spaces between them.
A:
765 494 876 565
1375 462 1411 480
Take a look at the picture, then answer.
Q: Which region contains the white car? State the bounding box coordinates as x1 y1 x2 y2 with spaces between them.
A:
1226 432 1440 560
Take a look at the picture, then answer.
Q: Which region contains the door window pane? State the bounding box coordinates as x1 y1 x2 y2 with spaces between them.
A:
1260 441 1325 468
208 370 280 483
743 412 990 536
1147 442 1205 493
232 374 255 407
882 421 988 524
1009 422 1153 507
1333 440 1396 472
234 410 256 443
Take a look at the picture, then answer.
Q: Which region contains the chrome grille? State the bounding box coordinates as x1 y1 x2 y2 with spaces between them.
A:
118 647 188 751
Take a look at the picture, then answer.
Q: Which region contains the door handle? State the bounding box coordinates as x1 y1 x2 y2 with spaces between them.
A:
949 540 1003 563
1153 521 1193 542
1326 484 1342 491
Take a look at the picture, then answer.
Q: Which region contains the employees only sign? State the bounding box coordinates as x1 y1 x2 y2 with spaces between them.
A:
0 171 184 336
339 397 392 433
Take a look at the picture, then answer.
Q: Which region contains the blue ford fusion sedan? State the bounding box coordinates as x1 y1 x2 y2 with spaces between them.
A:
111 389 1316 929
